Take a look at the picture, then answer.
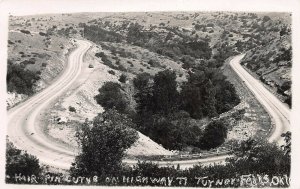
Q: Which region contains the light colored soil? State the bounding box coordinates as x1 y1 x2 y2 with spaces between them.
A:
126 132 174 156
46 42 174 156
6 92 28 108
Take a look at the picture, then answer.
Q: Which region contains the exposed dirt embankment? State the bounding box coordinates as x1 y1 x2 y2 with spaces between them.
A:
46 42 174 156
6 92 28 108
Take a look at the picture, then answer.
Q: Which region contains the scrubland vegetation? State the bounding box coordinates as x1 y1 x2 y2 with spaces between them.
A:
6 12 292 185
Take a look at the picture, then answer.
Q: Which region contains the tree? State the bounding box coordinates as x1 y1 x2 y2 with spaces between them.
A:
133 73 153 115
281 131 291 156
118 74 127 83
198 120 227 150
229 137 290 175
181 68 239 119
95 82 128 113
202 79 218 117
7 60 40 95
133 72 151 91
6 139 41 183
152 70 179 115
262 15 271 22
180 70 207 119
70 109 138 177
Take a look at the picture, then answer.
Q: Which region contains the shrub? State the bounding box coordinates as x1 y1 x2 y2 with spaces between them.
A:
7 60 40 95
133 72 151 90
20 30 31 34
69 106 76 112
148 59 161 67
118 64 127 71
108 70 115 75
8 40 15 45
88 64 94 68
95 82 128 113
118 74 127 83
6 140 42 183
70 110 138 177
198 120 228 150
39 32 46 36
20 59 35 65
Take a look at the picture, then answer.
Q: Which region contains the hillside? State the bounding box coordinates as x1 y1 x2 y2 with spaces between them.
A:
7 11 291 155
79 11 291 106
7 16 76 108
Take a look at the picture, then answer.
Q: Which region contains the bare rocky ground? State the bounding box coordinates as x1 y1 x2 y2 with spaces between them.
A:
44 42 174 156
7 12 284 158
6 92 27 108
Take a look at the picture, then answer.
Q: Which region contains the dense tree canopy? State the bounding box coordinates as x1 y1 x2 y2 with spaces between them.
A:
152 70 179 115
70 109 138 177
181 68 239 119
68 135 290 187
95 82 128 113
198 120 228 150
7 60 40 95
228 137 290 176
6 140 41 183
132 68 237 150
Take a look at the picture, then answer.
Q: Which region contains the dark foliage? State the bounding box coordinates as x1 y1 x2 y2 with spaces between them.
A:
118 74 127 83
198 120 228 150
134 70 179 116
70 110 138 177
95 82 128 113
181 68 240 119
95 51 125 71
20 30 31 34
38 32 47 36
69 136 290 187
84 22 212 61
133 72 152 91
69 106 76 112
132 70 234 150
7 60 40 95
152 70 179 115
135 111 203 150
6 140 41 183
8 40 15 45
108 70 115 75
132 68 238 150
84 25 123 43
148 59 161 67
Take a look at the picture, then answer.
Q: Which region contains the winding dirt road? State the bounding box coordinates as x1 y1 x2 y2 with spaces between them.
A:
7 43 290 170
230 54 290 145
7 40 91 170
124 55 291 168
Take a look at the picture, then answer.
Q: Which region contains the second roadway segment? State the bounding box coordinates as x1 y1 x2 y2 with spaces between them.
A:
7 42 290 170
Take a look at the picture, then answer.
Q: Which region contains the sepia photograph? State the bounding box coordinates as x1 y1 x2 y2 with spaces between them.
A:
1 0 299 188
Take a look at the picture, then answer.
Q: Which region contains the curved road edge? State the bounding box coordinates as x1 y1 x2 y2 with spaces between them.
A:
7 44 290 170
124 54 291 168
7 40 92 170
229 54 290 145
